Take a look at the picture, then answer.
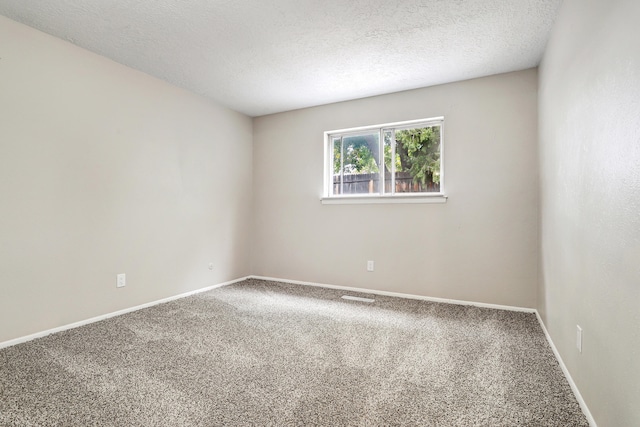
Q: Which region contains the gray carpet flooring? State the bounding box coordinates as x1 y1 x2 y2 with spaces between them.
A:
0 279 588 426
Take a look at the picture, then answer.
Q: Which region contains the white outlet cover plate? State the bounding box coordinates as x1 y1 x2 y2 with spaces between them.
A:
576 325 582 353
117 273 126 288
367 261 374 272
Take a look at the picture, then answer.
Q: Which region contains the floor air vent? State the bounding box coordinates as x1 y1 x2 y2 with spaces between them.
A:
341 295 375 303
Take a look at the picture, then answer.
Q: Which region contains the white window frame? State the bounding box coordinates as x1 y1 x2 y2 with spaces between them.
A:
322 117 447 204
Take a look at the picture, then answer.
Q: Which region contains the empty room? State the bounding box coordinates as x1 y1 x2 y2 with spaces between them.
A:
0 0 638 426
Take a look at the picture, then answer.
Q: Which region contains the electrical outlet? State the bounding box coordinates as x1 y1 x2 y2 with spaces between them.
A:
116 273 126 288
208 263 214 270
367 260 374 272
576 325 583 353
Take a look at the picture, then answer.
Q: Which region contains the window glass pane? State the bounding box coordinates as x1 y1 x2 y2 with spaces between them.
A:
332 137 342 195
394 125 441 193
341 133 380 194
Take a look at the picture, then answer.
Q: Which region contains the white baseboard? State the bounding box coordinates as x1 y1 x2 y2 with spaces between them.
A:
249 275 536 313
0 276 249 350
534 312 597 426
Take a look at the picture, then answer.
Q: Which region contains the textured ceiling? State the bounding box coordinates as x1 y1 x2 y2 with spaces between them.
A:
0 0 562 117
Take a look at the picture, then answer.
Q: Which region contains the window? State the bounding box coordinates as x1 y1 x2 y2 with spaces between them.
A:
323 118 445 203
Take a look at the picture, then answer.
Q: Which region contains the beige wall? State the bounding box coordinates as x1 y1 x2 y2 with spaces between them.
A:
252 69 539 308
0 16 253 343
538 0 640 425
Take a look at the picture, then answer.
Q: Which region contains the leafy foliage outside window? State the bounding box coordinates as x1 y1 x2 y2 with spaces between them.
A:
334 134 379 174
391 126 441 184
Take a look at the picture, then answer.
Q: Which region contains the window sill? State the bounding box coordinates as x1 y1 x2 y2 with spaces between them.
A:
321 194 448 205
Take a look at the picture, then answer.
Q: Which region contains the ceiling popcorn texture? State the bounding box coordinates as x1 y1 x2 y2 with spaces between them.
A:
0 0 562 116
